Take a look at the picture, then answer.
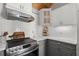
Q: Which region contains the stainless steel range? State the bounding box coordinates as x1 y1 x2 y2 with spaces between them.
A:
4 38 39 56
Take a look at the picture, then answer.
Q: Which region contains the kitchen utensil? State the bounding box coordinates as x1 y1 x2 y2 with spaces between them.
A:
12 32 25 41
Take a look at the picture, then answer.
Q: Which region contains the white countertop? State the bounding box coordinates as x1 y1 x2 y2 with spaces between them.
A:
36 36 77 45
36 25 77 45
0 35 77 51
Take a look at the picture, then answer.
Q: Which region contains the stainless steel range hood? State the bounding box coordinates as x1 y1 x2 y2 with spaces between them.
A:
1 4 34 23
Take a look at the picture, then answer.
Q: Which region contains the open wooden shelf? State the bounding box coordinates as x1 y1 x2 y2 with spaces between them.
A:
32 3 54 10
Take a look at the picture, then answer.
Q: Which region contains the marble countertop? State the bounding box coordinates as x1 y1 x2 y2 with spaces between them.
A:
36 36 77 45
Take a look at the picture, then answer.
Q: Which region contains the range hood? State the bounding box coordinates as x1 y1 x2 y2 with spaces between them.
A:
2 6 34 23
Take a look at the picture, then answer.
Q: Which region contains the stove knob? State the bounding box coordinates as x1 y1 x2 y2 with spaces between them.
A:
9 50 14 54
15 48 18 51
11 50 13 52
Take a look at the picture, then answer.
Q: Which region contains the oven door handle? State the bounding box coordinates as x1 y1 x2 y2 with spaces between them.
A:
15 46 39 56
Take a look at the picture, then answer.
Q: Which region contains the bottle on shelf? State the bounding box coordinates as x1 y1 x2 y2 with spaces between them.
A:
42 25 48 36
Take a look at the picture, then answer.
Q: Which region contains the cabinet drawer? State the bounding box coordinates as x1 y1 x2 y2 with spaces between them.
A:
46 39 61 46
47 39 76 49
60 42 76 50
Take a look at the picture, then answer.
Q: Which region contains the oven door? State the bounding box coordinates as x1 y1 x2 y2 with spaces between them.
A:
16 46 39 56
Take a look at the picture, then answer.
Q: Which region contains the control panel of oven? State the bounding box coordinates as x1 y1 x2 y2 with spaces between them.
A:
6 41 37 55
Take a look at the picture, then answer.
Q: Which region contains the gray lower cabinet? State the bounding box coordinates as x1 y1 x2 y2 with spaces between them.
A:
46 44 61 56
45 39 76 56
60 47 76 56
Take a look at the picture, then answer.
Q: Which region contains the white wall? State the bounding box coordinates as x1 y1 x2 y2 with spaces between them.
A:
51 3 77 26
50 4 77 44
76 3 79 56
37 3 77 44
50 3 77 39
0 3 14 35
0 3 37 40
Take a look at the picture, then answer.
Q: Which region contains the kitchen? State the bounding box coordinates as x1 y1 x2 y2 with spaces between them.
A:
0 3 78 56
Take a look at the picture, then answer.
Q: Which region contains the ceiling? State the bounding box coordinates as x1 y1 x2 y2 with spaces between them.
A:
32 3 68 10
32 3 54 10
51 3 68 10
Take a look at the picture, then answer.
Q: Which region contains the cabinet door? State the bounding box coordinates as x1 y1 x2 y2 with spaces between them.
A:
45 39 76 56
39 9 51 26
45 39 61 56
46 44 61 56
60 43 76 56
60 47 76 56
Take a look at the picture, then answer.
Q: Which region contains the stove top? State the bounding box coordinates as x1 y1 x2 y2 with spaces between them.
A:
7 38 36 48
5 38 38 56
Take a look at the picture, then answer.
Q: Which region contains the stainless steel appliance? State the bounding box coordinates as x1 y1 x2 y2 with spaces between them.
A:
4 38 39 56
1 3 34 23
